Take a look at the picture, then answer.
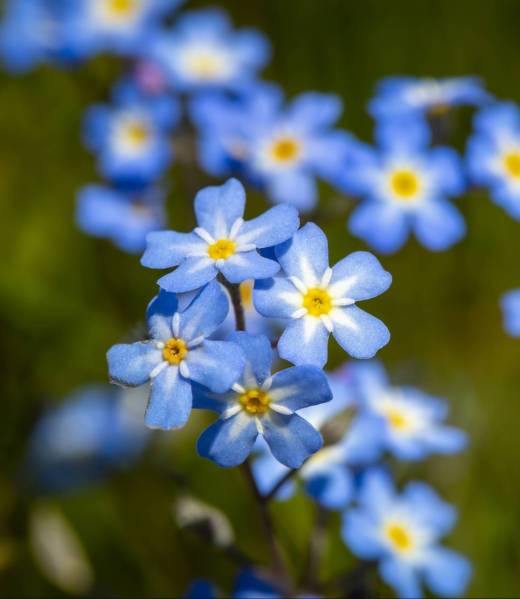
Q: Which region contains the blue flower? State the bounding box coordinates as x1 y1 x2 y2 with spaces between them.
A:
341 115 466 253
147 9 270 92
107 283 245 430
26 385 150 493
195 333 332 468
83 92 179 187
466 101 520 220
190 83 355 211
369 76 490 118
233 569 280 598
501 288 520 337
184 579 217 599
142 178 300 293
350 361 466 461
254 223 391 367
76 184 166 253
342 469 471 598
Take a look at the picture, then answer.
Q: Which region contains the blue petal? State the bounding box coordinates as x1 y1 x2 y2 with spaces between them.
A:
275 222 329 285
357 468 396 519
145 367 192 430
349 201 409 254
184 340 245 393
421 425 467 455
194 178 246 238
380 558 423 599
233 569 280 599
226 332 273 385
233 28 271 70
269 366 332 411
286 92 343 129
329 251 392 301
236 204 300 248
304 463 353 510
146 290 178 340
342 414 385 464
428 147 466 196
158 257 217 293
262 412 323 468
341 509 382 559
267 171 317 212
278 317 330 367
179 281 229 341
252 449 295 500
107 342 161 386
142 231 207 269
413 200 466 251
219 251 279 283
197 412 258 467
422 548 472 597
349 360 389 404
376 114 430 151
185 579 217 599
331 305 390 359
402 482 457 535
501 288 520 337
254 277 302 319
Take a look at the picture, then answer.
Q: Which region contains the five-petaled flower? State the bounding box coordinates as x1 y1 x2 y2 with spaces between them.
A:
254 222 392 368
107 282 245 430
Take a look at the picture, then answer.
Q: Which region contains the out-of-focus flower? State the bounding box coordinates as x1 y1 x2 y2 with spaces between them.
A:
147 9 270 93
76 184 166 253
26 385 150 493
254 223 391 367
107 283 245 430
185 579 217 599
195 333 331 468
142 178 299 293
191 84 354 211
369 76 490 118
341 115 466 253
233 569 280 598
466 102 520 220
501 288 520 337
342 469 471 598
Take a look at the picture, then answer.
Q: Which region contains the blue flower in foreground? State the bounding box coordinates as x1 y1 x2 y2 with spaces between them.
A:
350 361 466 461
185 579 217 599
26 385 150 493
342 469 471 598
233 569 280 598
83 92 179 187
501 288 520 337
254 222 391 368
107 283 245 430
148 9 270 93
341 115 466 253
76 184 166 253
195 333 331 468
370 76 490 118
191 84 355 211
142 178 300 293
466 102 520 220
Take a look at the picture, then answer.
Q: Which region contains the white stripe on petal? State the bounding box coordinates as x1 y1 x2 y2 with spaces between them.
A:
261 376 273 391
222 404 242 420
179 361 190 379
150 361 168 379
291 308 307 319
333 297 356 307
194 227 215 244
172 313 181 337
321 314 334 332
255 417 264 435
270 403 293 415
155 341 165 349
232 382 246 394
320 267 333 287
187 335 204 348
228 217 244 240
236 243 256 253
288 276 308 294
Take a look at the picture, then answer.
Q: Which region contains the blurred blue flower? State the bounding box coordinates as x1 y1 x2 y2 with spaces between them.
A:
107 283 245 430
233 569 280 598
501 288 520 337
341 115 466 253
254 223 391 367
83 92 179 187
76 184 166 253
142 178 299 293
147 9 270 93
185 579 217 599
190 83 354 211
466 101 520 220
342 469 471 598
26 385 150 493
370 76 490 118
195 333 331 468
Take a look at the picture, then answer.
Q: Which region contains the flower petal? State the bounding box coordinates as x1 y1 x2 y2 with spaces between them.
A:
219 251 279 283
349 201 409 254
380 558 423 599
226 332 273 386
304 462 353 510
185 340 245 393
253 277 302 318
146 290 178 340
269 366 332 411
252 448 295 500
157 257 217 293
267 171 317 212
331 305 390 359
179 281 229 341
145 366 192 430
194 178 246 238
278 317 330 367
328 251 392 301
141 231 206 269
422 548 472 597
236 204 300 248
341 509 382 559
107 342 161 387
413 199 466 251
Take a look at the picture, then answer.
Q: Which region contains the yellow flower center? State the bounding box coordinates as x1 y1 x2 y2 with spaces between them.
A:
240 280 253 308
503 151 520 179
188 54 222 79
386 408 409 430
390 169 420 200
162 338 188 365
385 523 413 552
270 137 301 163
107 0 136 16
208 239 236 260
125 122 149 147
302 288 333 317
239 389 271 415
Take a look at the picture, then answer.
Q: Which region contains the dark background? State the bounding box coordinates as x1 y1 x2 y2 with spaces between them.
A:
1 0 520 596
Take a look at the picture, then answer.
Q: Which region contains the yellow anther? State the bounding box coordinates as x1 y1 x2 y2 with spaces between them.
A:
390 169 420 199
126 122 149 146
162 338 188 365
239 389 270 415
302 288 333 317
270 137 301 163
386 523 412 551
503 152 520 178
107 0 135 15
386 408 409 430
208 239 236 260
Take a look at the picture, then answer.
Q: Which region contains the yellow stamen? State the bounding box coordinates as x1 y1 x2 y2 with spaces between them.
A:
386 523 412 551
390 169 420 199
302 288 333 317
189 54 221 79
126 122 149 146
208 239 236 260
386 408 408 430
503 151 520 179
239 389 270 415
162 338 188 365
107 0 135 15
270 138 301 163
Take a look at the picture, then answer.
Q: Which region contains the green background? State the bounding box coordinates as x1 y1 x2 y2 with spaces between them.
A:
1 0 520 596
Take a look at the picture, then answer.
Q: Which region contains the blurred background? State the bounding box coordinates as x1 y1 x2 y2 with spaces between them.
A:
1 0 520 596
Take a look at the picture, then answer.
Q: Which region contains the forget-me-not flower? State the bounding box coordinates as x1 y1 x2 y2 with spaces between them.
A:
501 288 520 337
342 469 471 598
147 9 270 93
254 222 392 368
195 332 332 468
142 178 300 293
107 283 245 430
341 115 466 253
